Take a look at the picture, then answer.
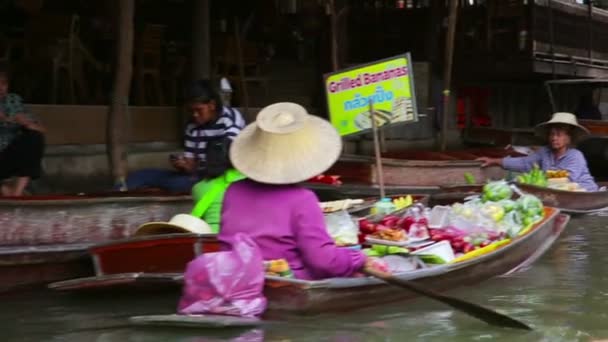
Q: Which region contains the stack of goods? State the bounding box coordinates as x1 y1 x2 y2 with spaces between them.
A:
324 184 547 275
516 166 585 192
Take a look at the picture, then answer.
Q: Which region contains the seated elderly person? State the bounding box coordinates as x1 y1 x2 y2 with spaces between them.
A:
0 65 45 196
477 112 598 192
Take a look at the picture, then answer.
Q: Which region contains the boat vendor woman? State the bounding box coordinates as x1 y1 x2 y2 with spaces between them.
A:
218 102 381 280
477 112 599 192
122 80 245 192
0 65 45 196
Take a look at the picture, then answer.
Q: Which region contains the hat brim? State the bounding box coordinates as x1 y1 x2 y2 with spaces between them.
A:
534 121 590 140
230 115 342 184
135 222 205 236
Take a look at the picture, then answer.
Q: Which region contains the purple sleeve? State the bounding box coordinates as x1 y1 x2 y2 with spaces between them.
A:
501 150 543 172
292 191 366 279
560 150 598 191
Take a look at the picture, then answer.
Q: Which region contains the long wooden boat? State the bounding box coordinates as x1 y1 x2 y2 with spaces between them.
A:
436 184 608 214
49 206 569 315
264 208 568 315
0 192 191 292
47 194 427 293
325 148 524 191
0 192 191 246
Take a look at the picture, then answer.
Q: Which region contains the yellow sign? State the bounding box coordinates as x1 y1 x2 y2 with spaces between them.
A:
324 53 418 136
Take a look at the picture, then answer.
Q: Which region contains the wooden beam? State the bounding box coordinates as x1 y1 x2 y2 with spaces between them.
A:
192 0 211 80
106 0 135 188
440 0 459 151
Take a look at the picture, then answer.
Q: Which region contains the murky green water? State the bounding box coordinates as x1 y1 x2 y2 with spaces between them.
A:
3 215 608 342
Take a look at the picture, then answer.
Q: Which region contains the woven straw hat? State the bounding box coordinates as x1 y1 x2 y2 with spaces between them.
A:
535 112 590 139
230 102 342 184
135 214 213 236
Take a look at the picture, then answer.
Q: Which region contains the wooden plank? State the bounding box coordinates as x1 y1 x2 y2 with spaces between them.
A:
129 314 263 328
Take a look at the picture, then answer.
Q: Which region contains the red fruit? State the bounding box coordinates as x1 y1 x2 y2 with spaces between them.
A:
451 237 464 244
463 243 475 253
418 217 428 226
451 241 464 251
358 219 370 230
432 233 445 242
400 216 415 231
479 241 491 248
381 216 399 228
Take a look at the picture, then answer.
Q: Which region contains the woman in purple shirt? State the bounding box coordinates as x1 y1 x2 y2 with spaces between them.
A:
219 102 375 280
478 112 598 191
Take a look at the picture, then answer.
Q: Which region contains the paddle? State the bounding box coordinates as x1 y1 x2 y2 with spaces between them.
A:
363 268 532 330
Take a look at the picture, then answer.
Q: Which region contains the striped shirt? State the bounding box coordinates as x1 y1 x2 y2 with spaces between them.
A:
502 146 598 191
183 106 245 164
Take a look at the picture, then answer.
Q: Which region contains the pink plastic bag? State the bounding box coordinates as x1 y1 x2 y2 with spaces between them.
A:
177 233 267 317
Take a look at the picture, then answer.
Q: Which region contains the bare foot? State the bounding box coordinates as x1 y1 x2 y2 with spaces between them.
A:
12 177 30 197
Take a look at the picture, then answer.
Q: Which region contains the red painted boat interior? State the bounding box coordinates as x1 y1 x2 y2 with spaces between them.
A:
92 237 220 275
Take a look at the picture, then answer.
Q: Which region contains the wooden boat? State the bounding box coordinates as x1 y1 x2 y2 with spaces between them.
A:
325 148 524 191
0 192 191 292
0 192 191 246
264 208 568 315
49 206 569 315
48 194 428 292
435 183 608 214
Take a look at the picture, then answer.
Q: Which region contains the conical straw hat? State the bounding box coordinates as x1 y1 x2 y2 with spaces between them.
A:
230 102 342 184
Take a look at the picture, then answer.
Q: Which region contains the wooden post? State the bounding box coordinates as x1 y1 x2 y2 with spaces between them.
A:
440 0 459 151
329 0 339 71
192 0 211 80
234 18 250 116
588 1 593 61
370 101 386 199
106 0 134 189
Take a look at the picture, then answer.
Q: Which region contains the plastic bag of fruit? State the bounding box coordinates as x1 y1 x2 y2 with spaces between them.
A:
498 210 524 238
324 210 359 246
516 194 544 226
482 180 513 202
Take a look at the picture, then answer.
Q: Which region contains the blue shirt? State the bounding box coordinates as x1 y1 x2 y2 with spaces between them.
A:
502 146 598 191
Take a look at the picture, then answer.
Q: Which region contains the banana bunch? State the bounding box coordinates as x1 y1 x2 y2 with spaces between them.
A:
546 169 570 179
516 164 548 187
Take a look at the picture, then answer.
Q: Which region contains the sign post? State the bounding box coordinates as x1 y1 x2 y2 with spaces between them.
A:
324 53 419 198
369 100 386 199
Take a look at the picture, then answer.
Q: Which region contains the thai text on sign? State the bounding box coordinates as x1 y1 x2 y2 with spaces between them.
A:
325 53 418 136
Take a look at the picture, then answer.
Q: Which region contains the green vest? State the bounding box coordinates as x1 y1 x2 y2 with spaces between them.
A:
191 169 246 233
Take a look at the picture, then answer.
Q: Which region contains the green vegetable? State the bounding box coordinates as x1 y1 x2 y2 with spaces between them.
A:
419 255 446 264
464 172 476 185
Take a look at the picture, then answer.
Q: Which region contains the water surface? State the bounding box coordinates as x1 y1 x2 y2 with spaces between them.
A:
3 215 607 342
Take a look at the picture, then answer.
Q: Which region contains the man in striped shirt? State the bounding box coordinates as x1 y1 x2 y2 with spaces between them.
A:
123 80 245 192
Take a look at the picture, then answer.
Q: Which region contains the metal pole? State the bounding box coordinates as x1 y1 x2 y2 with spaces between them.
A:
370 100 386 199
440 0 459 151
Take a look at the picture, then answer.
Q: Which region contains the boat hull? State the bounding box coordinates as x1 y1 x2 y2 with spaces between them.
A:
263 208 567 315
437 184 608 214
49 207 569 315
0 245 93 292
0 193 191 246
